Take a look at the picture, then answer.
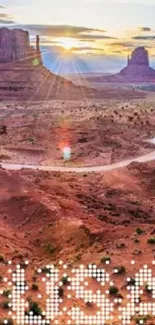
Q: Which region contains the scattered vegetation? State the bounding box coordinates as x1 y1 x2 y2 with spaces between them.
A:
100 256 111 263
31 283 38 291
109 285 119 296
27 299 42 316
3 289 11 297
44 243 55 254
114 265 126 275
0 255 5 263
147 237 155 244
0 319 14 325
136 228 144 235
61 275 70 286
2 301 10 309
134 314 152 324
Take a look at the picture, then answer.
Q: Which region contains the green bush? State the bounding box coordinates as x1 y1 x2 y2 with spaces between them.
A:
148 237 155 244
28 300 42 316
134 314 152 324
44 243 55 254
127 278 136 286
136 228 144 235
61 275 70 286
58 287 64 297
41 266 51 274
114 265 126 275
0 255 5 263
31 284 38 291
101 256 111 263
3 289 11 297
2 301 10 309
145 283 152 293
109 286 119 296
0 319 14 325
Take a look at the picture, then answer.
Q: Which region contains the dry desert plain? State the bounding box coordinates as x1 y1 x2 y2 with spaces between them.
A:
0 94 155 324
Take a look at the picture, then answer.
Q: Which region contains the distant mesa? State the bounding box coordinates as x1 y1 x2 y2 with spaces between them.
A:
119 47 155 79
88 46 155 83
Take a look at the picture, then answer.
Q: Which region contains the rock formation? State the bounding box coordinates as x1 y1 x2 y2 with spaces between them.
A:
0 28 42 64
119 47 155 78
0 27 96 99
0 29 145 99
86 47 155 83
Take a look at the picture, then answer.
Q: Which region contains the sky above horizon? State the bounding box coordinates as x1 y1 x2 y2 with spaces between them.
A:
1 0 155 73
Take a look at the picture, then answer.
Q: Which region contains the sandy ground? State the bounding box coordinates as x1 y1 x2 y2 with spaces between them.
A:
0 95 155 324
0 97 155 168
0 163 155 324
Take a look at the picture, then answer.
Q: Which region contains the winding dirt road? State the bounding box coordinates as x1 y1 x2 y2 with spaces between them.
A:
1 149 155 173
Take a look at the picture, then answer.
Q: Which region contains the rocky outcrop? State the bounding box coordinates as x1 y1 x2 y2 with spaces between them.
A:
86 47 155 83
119 47 155 78
0 28 42 64
128 47 149 67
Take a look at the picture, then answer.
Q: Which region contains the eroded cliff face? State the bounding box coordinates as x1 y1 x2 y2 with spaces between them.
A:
120 46 155 77
128 47 149 67
0 28 42 64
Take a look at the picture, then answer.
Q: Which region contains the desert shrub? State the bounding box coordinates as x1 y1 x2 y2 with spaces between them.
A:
145 283 152 293
116 243 125 249
41 266 51 274
2 301 10 309
0 319 14 325
136 228 144 235
44 243 55 254
109 286 119 296
86 301 93 307
101 256 111 263
16 253 24 259
0 255 5 263
3 289 11 297
114 265 126 275
31 284 38 291
134 314 152 324
28 300 42 316
127 278 136 286
148 237 155 244
134 237 140 243
61 275 70 286
58 287 64 297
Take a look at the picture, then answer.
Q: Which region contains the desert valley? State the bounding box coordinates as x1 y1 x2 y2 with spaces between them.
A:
0 24 155 325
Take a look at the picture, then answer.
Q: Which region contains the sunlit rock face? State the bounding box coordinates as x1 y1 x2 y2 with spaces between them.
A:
0 28 42 64
119 47 155 77
129 47 149 67
0 28 97 100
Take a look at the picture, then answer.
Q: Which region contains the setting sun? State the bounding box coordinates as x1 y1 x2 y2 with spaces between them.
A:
58 37 79 50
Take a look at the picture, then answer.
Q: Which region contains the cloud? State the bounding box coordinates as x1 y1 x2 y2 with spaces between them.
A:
11 24 116 40
110 41 136 48
76 34 116 40
132 35 155 40
15 24 105 36
0 13 15 24
138 27 151 32
71 46 105 52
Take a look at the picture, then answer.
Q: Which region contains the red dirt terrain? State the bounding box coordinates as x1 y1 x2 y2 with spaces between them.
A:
0 98 155 167
0 162 155 324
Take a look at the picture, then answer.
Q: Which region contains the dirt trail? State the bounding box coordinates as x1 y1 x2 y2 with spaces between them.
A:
1 149 155 173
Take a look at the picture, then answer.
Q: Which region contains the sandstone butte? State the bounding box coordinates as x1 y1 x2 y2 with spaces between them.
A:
87 46 155 83
0 27 100 100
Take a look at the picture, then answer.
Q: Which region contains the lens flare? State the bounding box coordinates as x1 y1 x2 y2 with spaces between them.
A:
32 58 40 66
63 146 71 161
